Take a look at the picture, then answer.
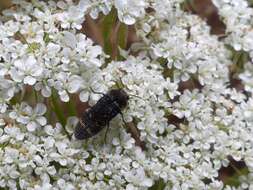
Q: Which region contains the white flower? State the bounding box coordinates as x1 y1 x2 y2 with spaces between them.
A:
54 72 82 102
84 157 107 181
44 43 61 59
55 3 86 30
113 130 135 150
3 147 19 164
20 21 44 43
10 56 43 85
56 179 75 190
123 167 153 188
239 62 253 93
87 0 112 19
4 126 24 141
35 78 54 97
33 155 56 176
1 0 253 189
241 98 253 122
49 140 79 166
3 20 20 37
115 0 147 25
60 31 77 49
76 35 103 67
9 102 47 131
0 78 15 113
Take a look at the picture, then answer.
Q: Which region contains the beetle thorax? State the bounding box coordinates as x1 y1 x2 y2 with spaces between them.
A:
108 89 129 109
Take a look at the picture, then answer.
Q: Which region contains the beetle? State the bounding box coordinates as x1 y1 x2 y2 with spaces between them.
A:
74 89 129 140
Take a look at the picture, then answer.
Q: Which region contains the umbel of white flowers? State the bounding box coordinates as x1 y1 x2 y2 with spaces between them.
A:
0 0 253 189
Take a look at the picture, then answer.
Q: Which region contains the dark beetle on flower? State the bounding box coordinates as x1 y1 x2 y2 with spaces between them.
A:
74 89 129 140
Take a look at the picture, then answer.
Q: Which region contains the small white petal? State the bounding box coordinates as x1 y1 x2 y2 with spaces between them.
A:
47 166 56 175
68 78 81 93
42 86 52 97
36 116 47 126
27 121 38 131
59 90 69 102
24 76 36 85
9 170 20 179
44 125 54 135
50 152 60 159
62 31 77 49
79 91 89 102
17 116 30 124
123 15 136 25
126 184 135 190
55 142 67 154
35 103 47 115
141 178 153 187
84 165 93 172
59 159 67 166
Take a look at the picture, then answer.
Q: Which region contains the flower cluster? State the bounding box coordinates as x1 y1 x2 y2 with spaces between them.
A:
212 0 253 54
1 0 253 189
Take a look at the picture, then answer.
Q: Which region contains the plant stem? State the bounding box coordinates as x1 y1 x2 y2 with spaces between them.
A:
65 96 76 116
51 91 71 139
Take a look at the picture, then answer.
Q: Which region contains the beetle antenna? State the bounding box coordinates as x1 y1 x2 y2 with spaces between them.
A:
120 112 128 126
112 80 124 89
89 87 106 96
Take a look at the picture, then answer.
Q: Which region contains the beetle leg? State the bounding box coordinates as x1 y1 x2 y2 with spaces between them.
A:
120 112 128 126
104 122 110 143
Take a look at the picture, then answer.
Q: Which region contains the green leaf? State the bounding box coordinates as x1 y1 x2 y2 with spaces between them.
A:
43 33 51 44
117 23 128 60
50 90 71 139
102 11 116 48
64 97 76 116
51 91 66 126
230 47 249 75
149 179 166 190
223 167 249 187
28 42 41 53
102 8 117 61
